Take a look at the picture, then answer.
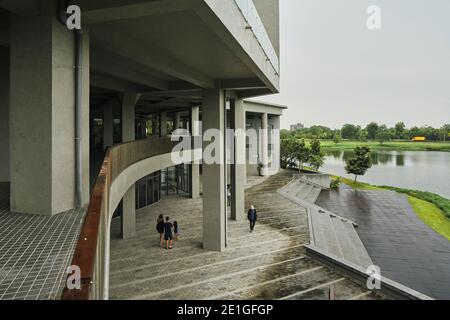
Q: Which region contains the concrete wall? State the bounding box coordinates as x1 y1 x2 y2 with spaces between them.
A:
253 0 280 57
0 47 9 182
10 0 89 214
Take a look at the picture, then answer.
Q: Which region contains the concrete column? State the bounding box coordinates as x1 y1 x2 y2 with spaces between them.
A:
10 3 90 214
260 113 269 176
174 112 181 131
103 105 113 150
190 106 200 199
121 185 136 239
230 99 246 221
152 113 159 137
160 112 167 137
271 115 281 174
0 48 9 182
202 88 226 252
121 92 137 236
122 92 137 142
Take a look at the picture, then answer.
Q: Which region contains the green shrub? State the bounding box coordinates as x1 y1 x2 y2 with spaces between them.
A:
330 178 341 190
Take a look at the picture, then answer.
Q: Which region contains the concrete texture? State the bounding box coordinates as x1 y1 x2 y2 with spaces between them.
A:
122 91 137 142
121 185 136 239
9 1 89 215
317 188 450 300
260 113 269 176
253 0 280 56
202 88 226 251
231 99 246 221
108 171 388 300
103 104 114 150
0 47 9 182
190 106 200 199
278 176 374 269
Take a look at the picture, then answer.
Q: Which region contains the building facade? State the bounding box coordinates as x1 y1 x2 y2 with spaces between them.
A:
0 0 282 299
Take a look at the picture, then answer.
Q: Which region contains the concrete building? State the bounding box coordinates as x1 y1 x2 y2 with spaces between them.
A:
0 0 284 299
290 123 305 132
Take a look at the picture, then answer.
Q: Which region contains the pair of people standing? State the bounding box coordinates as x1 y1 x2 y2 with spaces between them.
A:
157 215 179 250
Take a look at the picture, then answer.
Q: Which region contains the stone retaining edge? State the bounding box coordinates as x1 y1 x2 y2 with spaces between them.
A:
305 245 434 300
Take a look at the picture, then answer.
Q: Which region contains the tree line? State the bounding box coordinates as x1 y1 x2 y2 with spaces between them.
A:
282 122 450 142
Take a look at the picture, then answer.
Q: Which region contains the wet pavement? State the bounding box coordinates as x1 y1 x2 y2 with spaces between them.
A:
109 171 387 300
317 187 450 300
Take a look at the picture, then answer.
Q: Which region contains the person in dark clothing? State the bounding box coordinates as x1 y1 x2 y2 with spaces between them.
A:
247 205 257 232
164 216 174 250
156 214 165 247
173 221 179 241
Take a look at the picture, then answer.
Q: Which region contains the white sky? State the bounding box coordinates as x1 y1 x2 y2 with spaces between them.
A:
254 0 450 129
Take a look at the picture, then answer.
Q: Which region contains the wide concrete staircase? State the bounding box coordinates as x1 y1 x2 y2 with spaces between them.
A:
278 174 373 269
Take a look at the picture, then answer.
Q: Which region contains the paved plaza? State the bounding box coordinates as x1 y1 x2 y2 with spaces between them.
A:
0 183 85 300
317 187 450 299
109 171 387 300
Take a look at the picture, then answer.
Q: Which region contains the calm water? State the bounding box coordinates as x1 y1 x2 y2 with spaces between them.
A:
322 150 450 199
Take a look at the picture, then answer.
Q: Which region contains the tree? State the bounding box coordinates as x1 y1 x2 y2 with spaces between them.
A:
341 124 359 140
293 139 311 171
345 146 372 186
394 122 406 139
376 125 391 144
358 130 368 142
333 131 342 144
365 122 379 140
308 138 325 171
280 138 297 169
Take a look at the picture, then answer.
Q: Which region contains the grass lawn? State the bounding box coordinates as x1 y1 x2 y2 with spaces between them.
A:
318 140 450 152
408 197 450 241
333 176 383 191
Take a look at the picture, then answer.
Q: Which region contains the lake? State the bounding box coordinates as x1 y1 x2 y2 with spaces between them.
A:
322 150 450 199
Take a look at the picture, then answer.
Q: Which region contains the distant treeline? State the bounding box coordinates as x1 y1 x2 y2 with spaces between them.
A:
282 122 450 142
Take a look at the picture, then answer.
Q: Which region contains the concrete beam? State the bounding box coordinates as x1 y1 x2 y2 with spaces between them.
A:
219 78 266 90
202 88 226 252
91 25 214 89
91 72 144 93
74 0 198 25
91 48 169 90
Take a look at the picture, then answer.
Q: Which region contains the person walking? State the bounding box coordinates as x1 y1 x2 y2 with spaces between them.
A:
173 221 179 241
156 214 165 247
247 205 258 232
227 184 232 207
164 216 174 250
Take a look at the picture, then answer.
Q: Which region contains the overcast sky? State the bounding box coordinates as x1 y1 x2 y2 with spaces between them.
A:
254 0 450 130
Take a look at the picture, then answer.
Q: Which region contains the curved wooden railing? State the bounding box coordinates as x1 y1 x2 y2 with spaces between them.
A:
61 137 190 300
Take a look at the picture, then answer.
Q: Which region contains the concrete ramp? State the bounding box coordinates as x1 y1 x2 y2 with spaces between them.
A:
278 175 373 269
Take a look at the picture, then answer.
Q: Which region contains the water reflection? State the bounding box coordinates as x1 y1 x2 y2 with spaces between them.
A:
322 150 450 198
332 150 400 166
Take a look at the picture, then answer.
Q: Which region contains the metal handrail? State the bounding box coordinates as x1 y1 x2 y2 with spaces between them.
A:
233 0 280 74
61 137 189 299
